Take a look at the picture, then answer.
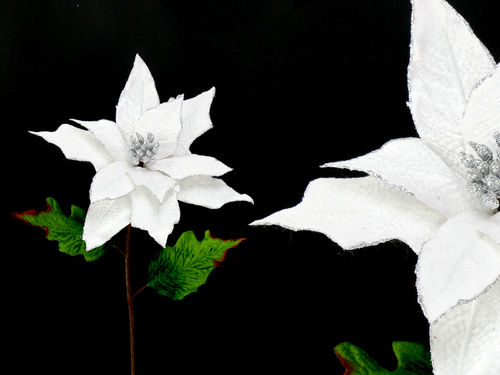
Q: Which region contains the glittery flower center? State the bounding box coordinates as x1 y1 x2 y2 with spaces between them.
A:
129 132 159 167
460 132 500 210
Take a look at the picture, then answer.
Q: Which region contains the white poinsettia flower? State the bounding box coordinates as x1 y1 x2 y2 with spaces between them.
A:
251 0 499 373
31 54 252 250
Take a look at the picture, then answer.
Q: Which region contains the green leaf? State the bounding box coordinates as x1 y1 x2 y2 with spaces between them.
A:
13 197 107 262
147 230 244 300
334 341 432 375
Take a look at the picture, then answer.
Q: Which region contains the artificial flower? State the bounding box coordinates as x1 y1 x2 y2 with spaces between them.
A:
32 55 252 250
251 0 499 373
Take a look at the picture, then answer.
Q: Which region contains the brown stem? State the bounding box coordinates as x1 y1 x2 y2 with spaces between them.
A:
124 224 136 375
132 284 148 301
114 245 126 258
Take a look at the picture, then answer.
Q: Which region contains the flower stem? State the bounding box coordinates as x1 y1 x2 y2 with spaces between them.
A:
114 244 126 258
124 224 136 375
133 284 148 301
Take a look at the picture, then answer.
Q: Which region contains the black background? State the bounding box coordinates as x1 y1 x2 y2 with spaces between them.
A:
3 0 499 373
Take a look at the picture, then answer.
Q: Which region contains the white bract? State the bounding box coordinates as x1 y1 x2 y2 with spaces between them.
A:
32 55 253 250
251 0 499 373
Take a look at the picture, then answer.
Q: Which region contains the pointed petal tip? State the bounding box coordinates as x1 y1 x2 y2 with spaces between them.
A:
133 53 145 65
82 235 101 252
242 194 254 205
69 118 95 125
249 211 284 226
130 54 153 78
221 193 254 207
82 225 101 251
188 87 215 105
320 161 336 168
150 232 169 249
249 218 267 226
198 86 216 100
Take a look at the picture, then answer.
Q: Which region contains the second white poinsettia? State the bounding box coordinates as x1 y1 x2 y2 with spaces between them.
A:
32 55 252 250
252 0 499 374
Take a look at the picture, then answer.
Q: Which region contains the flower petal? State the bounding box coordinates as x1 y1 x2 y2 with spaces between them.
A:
130 186 158 232
324 137 477 217
72 119 129 162
89 161 135 202
126 166 176 202
430 277 500 375
148 154 232 180
130 186 180 247
251 176 445 253
416 211 500 322
30 124 112 171
116 54 160 140
475 212 500 245
175 87 215 155
82 195 132 251
134 96 183 159
408 0 496 166
177 175 253 209
461 64 500 151
156 189 181 246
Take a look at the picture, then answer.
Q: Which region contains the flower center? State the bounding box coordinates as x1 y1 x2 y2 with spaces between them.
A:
460 132 500 210
129 132 159 167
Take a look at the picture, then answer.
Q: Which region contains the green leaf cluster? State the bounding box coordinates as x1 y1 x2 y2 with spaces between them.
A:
13 197 107 261
334 341 432 375
148 230 244 300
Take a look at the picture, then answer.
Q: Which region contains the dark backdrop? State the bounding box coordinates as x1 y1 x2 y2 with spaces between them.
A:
3 0 499 373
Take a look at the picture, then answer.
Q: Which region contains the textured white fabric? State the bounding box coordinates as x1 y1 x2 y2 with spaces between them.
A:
156 189 181 246
30 124 112 171
251 177 445 253
130 187 180 247
115 54 160 140
125 165 176 202
72 119 129 162
148 154 232 180
177 175 254 209
134 97 183 159
175 87 215 155
324 137 475 217
430 277 500 375
408 0 495 168
461 65 500 151
416 211 500 322
89 161 135 202
475 212 500 245
82 196 132 250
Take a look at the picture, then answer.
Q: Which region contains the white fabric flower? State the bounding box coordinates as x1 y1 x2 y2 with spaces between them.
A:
251 0 500 373
31 54 253 250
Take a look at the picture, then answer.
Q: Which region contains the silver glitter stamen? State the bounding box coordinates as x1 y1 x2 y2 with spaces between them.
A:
461 132 500 210
491 163 500 178
468 141 493 162
129 132 160 166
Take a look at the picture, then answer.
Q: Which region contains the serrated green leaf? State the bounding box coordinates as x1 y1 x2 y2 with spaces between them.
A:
147 230 244 300
334 341 432 375
13 197 107 262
